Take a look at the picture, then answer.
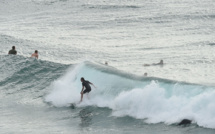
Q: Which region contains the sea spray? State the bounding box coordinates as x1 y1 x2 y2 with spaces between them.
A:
45 63 84 107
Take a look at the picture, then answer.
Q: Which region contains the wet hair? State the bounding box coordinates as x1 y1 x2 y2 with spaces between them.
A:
80 77 85 81
160 60 163 64
12 46 15 49
35 50 38 53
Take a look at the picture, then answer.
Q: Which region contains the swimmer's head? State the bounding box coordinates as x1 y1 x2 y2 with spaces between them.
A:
160 60 163 64
35 50 38 53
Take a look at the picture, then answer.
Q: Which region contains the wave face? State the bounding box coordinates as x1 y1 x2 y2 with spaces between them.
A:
45 61 215 129
0 55 69 100
1 56 215 130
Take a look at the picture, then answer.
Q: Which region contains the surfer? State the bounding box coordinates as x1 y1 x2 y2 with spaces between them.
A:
80 77 96 102
31 50 39 59
143 60 164 66
8 46 17 55
152 60 164 65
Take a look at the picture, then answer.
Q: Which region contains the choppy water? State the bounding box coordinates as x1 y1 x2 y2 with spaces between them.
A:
0 0 215 133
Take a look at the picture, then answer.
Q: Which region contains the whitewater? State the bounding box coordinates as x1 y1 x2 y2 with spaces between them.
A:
0 0 215 133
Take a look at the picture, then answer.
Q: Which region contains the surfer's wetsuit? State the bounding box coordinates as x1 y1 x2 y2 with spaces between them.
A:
8 49 17 55
82 80 91 94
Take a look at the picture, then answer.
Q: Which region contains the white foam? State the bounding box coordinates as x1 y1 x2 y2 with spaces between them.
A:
45 64 84 107
109 81 215 128
45 62 215 129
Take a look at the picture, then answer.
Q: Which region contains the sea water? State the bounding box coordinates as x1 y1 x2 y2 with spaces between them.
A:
0 0 215 133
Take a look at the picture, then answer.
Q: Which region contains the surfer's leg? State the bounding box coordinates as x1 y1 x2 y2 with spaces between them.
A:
80 92 83 102
86 89 91 100
87 93 90 99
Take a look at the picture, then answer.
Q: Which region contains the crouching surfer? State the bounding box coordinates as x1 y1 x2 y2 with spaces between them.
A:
80 77 96 102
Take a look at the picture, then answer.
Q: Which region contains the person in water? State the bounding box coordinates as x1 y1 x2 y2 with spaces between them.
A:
80 77 96 102
152 59 163 65
8 46 17 55
143 60 164 66
31 50 39 59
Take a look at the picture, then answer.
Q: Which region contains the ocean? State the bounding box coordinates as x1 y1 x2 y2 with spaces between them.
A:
0 0 215 133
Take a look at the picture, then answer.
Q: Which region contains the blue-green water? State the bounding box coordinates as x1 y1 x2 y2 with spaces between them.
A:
1 0 215 133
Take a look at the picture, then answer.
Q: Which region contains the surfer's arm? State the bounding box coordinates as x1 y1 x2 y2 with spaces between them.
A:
81 86 84 93
89 82 96 88
143 64 150 66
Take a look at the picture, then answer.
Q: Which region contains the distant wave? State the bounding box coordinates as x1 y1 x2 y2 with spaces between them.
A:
208 43 215 46
82 4 140 9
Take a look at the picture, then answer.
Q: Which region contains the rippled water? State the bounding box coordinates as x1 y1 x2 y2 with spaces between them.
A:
0 0 215 133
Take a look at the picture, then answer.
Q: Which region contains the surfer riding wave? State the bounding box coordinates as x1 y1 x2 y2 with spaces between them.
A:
80 77 96 102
